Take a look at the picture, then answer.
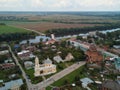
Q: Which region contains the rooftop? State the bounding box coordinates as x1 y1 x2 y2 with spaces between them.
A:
43 58 52 64
0 79 23 90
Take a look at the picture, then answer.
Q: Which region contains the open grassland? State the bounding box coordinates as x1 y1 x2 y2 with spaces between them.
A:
0 25 30 34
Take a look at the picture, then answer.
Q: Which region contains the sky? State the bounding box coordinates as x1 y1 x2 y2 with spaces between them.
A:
0 0 120 11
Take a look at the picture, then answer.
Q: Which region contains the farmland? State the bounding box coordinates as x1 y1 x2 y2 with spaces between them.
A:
11 22 100 32
1 12 120 34
0 25 30 34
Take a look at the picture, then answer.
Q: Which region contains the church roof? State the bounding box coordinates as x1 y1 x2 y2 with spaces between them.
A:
43 58 52 64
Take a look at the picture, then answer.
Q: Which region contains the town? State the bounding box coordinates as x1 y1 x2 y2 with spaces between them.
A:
0 25 120 90
0 1 120 89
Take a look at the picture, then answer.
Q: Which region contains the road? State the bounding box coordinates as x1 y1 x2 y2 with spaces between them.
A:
8 45 33 90
8 44 86 90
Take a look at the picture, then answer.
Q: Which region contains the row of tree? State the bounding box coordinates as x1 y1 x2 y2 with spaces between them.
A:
46 23 120 36
0 32 36 42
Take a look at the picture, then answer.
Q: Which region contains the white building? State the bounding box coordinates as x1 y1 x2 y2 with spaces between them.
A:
34 57 56 77
17 50 35 60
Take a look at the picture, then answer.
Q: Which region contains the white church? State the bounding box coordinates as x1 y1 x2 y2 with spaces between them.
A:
34 57 56 77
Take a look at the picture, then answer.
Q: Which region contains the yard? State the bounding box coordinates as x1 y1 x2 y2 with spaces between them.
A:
24 68 43 84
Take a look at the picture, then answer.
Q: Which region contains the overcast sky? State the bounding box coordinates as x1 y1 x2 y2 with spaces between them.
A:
0 0 120 11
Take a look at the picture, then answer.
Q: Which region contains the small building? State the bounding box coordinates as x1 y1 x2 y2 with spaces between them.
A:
45 39 56 45
24 61 34 69
64 53 74 62
113 45 120 49
9 74 17 79
51 45 57 51
53 55 63 63
0 50 9 55
26 46 37 52
34 57 56 77
114 57 120 71
4 58 13 63
17 50 35 60
0 80 3 87
88 31 97 37
80 77 93 90
117 76 120 84
102 80 120 90
45 34 57 45
0 63 15 70
0 79 23 90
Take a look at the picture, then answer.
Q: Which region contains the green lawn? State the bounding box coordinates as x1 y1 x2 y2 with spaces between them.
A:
0 25 29 34
46 65 86 90
24 68 43 84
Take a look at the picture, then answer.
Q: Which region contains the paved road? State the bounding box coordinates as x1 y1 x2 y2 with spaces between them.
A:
8 45 33 90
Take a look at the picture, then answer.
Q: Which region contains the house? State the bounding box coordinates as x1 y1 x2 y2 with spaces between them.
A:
26 46 37 52
9 74 17 79
64 53 74 62
53 55 63 63
17 50 35 60
117 76 120 84
4 58 13 63
0 79 23 90
113 45 120 49
102 80 120 90
24 61 34 69
0 50 9 55
86 44 103 64
34 57 56 77
45 34 57 45
51 45 57 51
88 31 97 37
45 39 56 45
0 63 15 70
80 77 93 90
114 57 120 71
0 80 3 86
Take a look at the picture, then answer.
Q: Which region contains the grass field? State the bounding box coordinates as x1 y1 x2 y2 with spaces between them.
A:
0 25 30 34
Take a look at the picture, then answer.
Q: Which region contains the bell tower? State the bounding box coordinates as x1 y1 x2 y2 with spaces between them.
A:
34 57 40 76
51 34 55 40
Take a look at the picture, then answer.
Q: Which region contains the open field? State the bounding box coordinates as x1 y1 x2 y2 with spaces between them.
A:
1 13 120 33
0 25 30 34
11 22 100 32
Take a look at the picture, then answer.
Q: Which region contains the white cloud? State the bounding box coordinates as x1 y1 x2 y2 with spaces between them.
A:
0 0 119 11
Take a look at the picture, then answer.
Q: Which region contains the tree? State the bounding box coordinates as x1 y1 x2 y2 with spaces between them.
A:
40 38 43 42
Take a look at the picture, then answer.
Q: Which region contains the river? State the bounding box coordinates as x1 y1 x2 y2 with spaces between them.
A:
20 28 120 44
